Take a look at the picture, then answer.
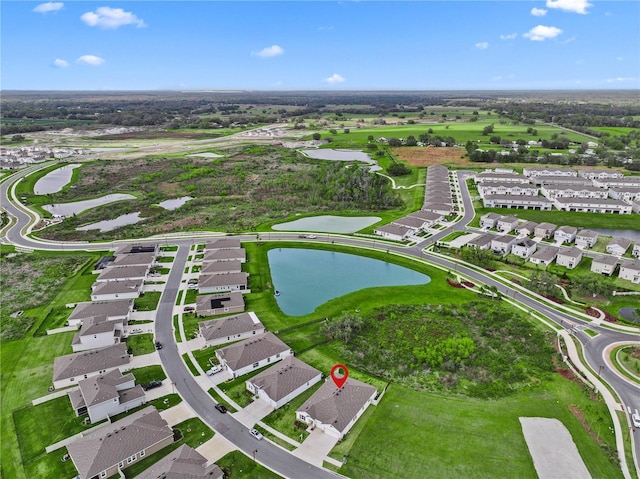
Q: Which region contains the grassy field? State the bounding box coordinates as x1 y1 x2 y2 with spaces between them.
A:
216 450 282 478
128 365 166 385
134 291 162 311
125 333 156 355
338 381 622 479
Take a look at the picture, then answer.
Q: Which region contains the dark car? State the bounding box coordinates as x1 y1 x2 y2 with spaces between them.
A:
143 381 162 391
215 403 227 414
155 341 163 350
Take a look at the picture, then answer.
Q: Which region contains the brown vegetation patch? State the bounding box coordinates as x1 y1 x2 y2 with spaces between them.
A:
95 130 222 140
157 182 180 195
394 146 469 167
568 405 606 446
446 278 464 288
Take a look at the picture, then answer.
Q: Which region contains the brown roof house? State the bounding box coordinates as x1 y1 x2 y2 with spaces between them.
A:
68 369 145 423
196 291 245 317
67 406 173 479
215 332 292 378
133 445 223 479
53 343 131 390
199 312 265 347
68 300 133 327
71 316 125 352
246 356 322 409
296 377 377 440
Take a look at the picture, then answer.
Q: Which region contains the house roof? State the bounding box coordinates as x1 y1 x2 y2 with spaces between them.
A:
248 356 321 403
542 184 603 192
477 172 525 180
577 229 598 239
498 215 519 224
531 246 559 262
621 259 640 272
115 244 157 255
297 377 377 434
483 195 552 204
196 292 245 313
558 247 583 259
410 210 442 222
593 255 618 266
67 406 172 479
199 312 263 342
217 332 290 372
375 224 412 236
608 237 632 249
198 272 249 289
481 212 501 221
555 197 629 206
75 316 124 338
92 280 143 296
203 249 246 262
467 233 494 247
204 238 242 250
478 181 537 189
53 344 130 382
97 265 149 281
76 369 138 407
133 445 223 479
556 226 578 235
393 216 426 229
111 253 156 267
515 221 538 232
69 300 132 323
492 235 516 245
422 203 453 213
536 222 557 231
514 238 536 248
200 260 242 275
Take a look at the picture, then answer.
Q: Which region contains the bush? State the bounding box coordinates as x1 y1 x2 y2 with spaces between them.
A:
387 162 411 177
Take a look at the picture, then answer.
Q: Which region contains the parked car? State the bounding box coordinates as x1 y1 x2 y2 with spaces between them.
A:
143 381 162 391
249 428 263 440
632 413 640 428
305 234 317 239
184 306 195 312
155 341 163 350
207 365 223 375
215 403 227 414
130 328 142 334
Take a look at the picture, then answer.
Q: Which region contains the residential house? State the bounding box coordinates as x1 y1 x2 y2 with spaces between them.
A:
421 202 453 216
511 238 537 259
591 255 618 276
110 252 157 268
534 223 557 239
480 213 501 229
215 332 292 378
67 406 173 479
556 247 583 269
199 312 265 347
133 445 223 479
529 246 559 266
68 370 145 423
115 244 159 256
524 167 577 177
554 226 578 244
374 224 413 241
200 260 243 275
534 175 593 187
466 233 494 250
393 215 429 231
53 343 131 390
72 316 125 352
554 197 632 214
482 195 553 210
633 244 640 258
198 272 249 294
91 280 143 302
575 230 599 248
606 237 632 256
408 210 442 227
196 292 245 317
592 177 640 189
541 184 609 200
203 249 247 263
619 259 640 284
96 265 150 283
496 216 520 233
477 182 538 198
204 238 242 251
68 300 133 327
475 172 529 183
578 169 624 180
607 187 640 203
246 356 322 409
296 377 377 440
515 221 538 237
491 235 517 255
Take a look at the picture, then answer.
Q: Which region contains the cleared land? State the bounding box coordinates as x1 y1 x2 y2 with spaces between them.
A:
395 146 469 167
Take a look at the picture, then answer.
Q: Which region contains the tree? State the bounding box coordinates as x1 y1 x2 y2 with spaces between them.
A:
489 135 501 144
312 132 321 141
528 271 558 298
482 124 495 135
329 129 337 135
343 128 350 134
405 135 417 147
367 135 374 142
387 162 411 176
388 138 402 147
571 274 614 298
11 134 25 142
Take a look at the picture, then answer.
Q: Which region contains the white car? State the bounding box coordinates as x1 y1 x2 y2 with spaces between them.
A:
305 234 317 239
249 428 264 440
632 413 640 428
207 365 223 376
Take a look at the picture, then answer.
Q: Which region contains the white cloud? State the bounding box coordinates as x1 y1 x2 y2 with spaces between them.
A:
531 7 547 16
475 42 489 50
499 33 517 40
318 26 334 31
324 73 345 84
33 2 63 13
53 58 69 68
606 77 634 83
546 0 592 14
76 55 106 66
81 7 145 29
523 25 563 41
252 45 284 58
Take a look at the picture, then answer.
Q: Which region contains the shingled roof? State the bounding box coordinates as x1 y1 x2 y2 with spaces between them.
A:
133 445 223 479
199 312 263 342
248 356 321 403
53 344 130 383
216 332 290 371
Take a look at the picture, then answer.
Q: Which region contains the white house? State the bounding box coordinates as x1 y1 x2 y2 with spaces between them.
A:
409 210 443 227
496 216 519 233
541 184 609 200
511 238 537 259
482 195 553 210
491 235 517 255
68 369 145 423
199 312 264 347
529 246 559 266
196 292 245 318
619 259 640 283
52 344 131 390
591 255 618 276
554 197 632 214
477 182 538 198
393 215 428 231
466 233 494 250
575 230 599 248
204 238 242 251
606 237 632 256
215 332 292 379
524 167 577 178
475 172 529 183
534 223 557 239
480 213 501 229
296 377 377 440
374 224 413 241
72 316 125 352
246 356 322 409
134 446 222 479
91 280 143 302
68 300 133 327
593 177 640 189
633 244 640 258
607 187 640 203
198 272 249 294
96 265 150 283
203 249 247 263
578 169 623 180
110 252 157 268
556 247 583 269
514 221 538 237
553 226 577 244
200 260 242 275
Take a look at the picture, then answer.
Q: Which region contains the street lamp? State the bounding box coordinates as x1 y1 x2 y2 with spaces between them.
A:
252 449 258 461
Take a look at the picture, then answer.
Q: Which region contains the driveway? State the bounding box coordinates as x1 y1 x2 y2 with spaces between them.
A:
233 399 274 427
128 351 161 369
196 434 238 463
160 401 196 427
292 429 339 467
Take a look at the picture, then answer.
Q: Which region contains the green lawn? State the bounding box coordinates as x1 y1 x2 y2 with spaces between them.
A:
181 353 200 376
337 381 622 479
218 364 274 408
191 346 220 371
125 333 155 355
216 450 282 479
110 394 182 422
181 312 201 339
208 388 237 413
128 365 166 385
134 291 162 311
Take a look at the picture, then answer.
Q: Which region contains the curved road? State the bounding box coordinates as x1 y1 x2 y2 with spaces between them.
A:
1 165 638 477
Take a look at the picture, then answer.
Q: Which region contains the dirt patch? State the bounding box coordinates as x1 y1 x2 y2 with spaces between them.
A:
462 281 475 288
584 306 618 323
394 146 469 167
446 278 464 288
93 131 223 140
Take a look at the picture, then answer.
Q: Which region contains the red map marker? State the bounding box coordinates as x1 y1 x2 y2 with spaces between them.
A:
330 364 349 389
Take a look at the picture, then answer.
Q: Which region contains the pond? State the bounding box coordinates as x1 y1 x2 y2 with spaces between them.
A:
591 229 640 242
618 307 639 322
34 164 82 195
268 248 431 316
76 212 144 232
300 149 382 171
157 196 193 210
43 193 136 217
272 215 381 234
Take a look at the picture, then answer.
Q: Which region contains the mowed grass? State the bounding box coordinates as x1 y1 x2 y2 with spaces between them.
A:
338 381 622 479
216 450 282 479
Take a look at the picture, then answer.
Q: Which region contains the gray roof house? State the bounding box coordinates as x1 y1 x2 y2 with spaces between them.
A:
115 244 159 256
591 255 618 276
511 238 537 259
196 292 245 317
68 300 133 327
575 229 599 248
198 272 249 294
204 238 242 251
606 237 632 256
215 332 292 378
246 356 322 409
71 316 125 352
619 259 640 284
467 233 494 250
96 265 150 283
199 312 265 347
296 377 377 440
529 246 559 266
67 406 173 479
515 221 538 237
496 216 519 233
633 244 640 258
480 212 501 229
110 252 157 267
554 226 578 244
393 215 428 230
491 235 517 255
556 247 583 269
203 249 246 263
68 369 145 423
200 260 243 275
409 210 442 225
53 344 131 390
91 280 143 302
374 224 413 241
534 222 557 239
133 445 223 479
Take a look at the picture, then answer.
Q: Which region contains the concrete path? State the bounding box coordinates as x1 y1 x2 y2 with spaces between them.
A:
292 429 340 467
160 401 196 427
233 399 274 427
128 351 161 369
32 387 77 405
130 311 156 321
196 434 238 463
144 382 173 401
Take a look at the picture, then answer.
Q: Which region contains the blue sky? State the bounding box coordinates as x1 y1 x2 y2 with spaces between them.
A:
2 1 638 90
